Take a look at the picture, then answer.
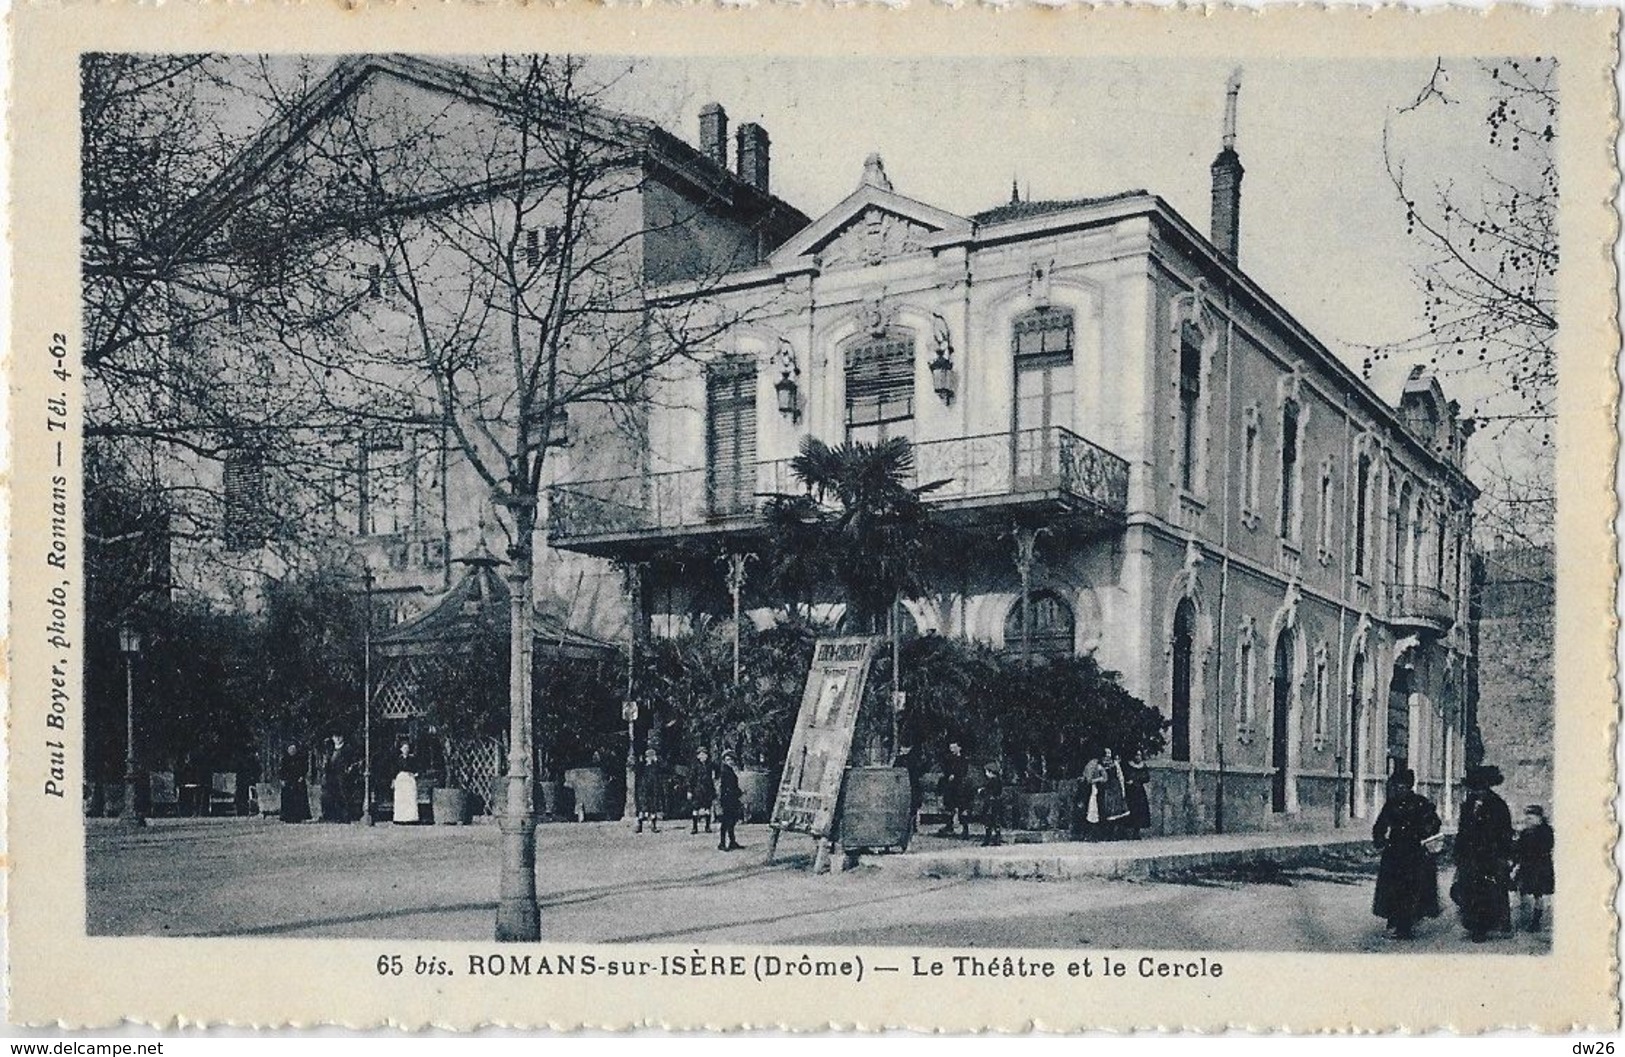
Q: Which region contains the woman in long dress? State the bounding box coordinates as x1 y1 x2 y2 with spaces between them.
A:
1453 764 1514 942
1081 747 1130 840
278 743 310 824
391 741 419 825
1122 750 1152 839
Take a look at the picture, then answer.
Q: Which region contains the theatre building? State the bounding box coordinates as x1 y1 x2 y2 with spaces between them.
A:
547 103 1479 835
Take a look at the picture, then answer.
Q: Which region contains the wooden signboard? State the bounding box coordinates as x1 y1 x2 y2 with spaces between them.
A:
769 636 880 839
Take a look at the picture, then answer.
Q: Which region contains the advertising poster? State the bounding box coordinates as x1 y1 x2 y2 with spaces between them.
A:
770 637 880 839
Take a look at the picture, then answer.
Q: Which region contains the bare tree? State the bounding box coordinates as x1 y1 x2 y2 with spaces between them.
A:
1364 58 1557 552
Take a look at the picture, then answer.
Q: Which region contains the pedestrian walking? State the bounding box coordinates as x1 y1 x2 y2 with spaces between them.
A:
391 740 419 825
1513 804 1554 932
936 741 971 839
1123 749 1151 839
978 762 1005 846
635 747 665 833
1371 766 1442 939
319 732 358 823
1452 764 1515 942
277 742 310 824
687 748 716 835
716 750 743 851
1081 747 1130 840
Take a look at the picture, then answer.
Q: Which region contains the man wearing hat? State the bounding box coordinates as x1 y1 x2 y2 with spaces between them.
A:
1371 766 1442 939
715 750 743 852
978 761 1006 847
1453 763 1515 942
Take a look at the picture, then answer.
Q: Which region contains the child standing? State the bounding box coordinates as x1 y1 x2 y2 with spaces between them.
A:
1513 804 1554 932
979 762 1005 847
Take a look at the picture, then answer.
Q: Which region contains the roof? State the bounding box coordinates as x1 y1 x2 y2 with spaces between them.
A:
970 190 1148 226
374 558 616 662
166 55 807 256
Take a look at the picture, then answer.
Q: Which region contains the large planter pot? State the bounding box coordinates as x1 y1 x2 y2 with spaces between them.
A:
565 767 615 821
837 767 914 851
538 780 573 820
737 768 777 823
253 782 282 818
432 786 471 826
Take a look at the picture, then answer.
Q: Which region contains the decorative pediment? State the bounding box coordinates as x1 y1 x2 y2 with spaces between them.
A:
818 207 935 269
768 155 970 271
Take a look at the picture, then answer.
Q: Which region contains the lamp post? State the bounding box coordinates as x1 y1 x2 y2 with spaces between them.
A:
118 623 145 828
361 565 375 827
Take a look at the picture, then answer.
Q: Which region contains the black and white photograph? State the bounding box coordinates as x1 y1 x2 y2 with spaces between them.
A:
75 47 1567 957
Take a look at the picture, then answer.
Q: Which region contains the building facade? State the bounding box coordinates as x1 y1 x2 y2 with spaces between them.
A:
549 131 1480 834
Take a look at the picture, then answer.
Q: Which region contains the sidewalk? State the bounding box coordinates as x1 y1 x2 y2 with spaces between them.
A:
883 826 1391 881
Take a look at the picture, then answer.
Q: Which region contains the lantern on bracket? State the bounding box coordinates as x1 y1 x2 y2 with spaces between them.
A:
929 313 957 405
774 338 801 423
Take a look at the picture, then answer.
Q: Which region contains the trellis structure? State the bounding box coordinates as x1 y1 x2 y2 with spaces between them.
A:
371 541 616 814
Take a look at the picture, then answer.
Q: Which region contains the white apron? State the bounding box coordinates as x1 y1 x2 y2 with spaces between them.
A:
392 771 419 824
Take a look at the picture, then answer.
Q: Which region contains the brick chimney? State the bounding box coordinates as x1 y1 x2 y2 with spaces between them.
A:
699 103 728 169
1210 70 1244 263
736 122 770 193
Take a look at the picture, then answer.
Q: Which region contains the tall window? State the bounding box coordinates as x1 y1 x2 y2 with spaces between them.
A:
1014 309 1076 479
1279 401 1300 540
1317 462 1335 560
1241 410 1261 522
707 358 758 518
1435 513 1449 589
1178 322 1202 491
1003 589 1075 659
223 448 268 551
845 330 915 444
1312 647 1329 749
1235 620 1258 741
1354 454 1372 578
1393 481 1414 587
1170 598 1196 762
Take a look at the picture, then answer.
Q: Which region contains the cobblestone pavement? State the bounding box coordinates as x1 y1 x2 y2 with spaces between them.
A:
85 817 1552 955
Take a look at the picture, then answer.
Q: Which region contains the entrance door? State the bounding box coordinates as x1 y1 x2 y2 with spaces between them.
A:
1387 666 1412 777
1271 631 1293 813
1013 309 1075 484
1170 599 1195 762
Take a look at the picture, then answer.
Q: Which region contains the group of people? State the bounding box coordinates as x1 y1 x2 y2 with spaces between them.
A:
274 735 425 825
632 747 744 852
927 742 1153 847
1372 763 1554 942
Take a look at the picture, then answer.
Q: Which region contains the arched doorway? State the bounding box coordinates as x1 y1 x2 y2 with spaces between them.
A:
1349 650 1367 817
1271 629 1295 813
1387 664 1412 776
1170 598 1196 762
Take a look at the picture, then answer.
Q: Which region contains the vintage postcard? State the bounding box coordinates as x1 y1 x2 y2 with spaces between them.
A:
7 1 1620 1032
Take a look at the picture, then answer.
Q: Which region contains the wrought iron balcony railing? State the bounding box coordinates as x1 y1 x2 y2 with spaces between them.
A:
548 426 1130 546
1386 581 1455 630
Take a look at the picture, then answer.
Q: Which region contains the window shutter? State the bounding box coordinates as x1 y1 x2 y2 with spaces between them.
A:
707 359 757 518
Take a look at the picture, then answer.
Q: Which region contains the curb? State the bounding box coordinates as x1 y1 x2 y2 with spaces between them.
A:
888 835 1381 881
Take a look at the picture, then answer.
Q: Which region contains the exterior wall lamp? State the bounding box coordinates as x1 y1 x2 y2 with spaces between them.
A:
929 313 957 405
774 338 801 423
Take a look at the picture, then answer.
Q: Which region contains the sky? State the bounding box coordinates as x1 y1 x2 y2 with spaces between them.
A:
609 55 1518 415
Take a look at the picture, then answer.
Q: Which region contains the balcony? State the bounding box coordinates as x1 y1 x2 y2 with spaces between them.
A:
1387 582 1455 633
547 426 1130 558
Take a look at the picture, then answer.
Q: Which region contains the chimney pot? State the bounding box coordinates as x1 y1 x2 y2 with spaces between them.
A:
699 103 728 169
736 122 770 193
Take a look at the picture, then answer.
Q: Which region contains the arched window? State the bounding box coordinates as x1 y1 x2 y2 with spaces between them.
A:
1178 321 1203 490
1170 598 1196 762
1278 400 1300 540
845 329 915 444
1004 589 1075 659
1271 628 1295 813
1354 454 1372 578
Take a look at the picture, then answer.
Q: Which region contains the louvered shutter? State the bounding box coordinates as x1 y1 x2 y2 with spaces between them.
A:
707 359 757 518
845 332 915 442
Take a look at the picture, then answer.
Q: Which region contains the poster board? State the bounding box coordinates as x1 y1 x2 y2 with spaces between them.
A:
768 636 880 839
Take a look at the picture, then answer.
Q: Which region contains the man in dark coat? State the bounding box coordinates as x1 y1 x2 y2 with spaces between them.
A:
978 762 1005 847
1371 767 1442 939
634 747 665 833
936 741 971 839
278 743 310 824
894 744 925 834
687 748 716 835
1453 764 1515 942
716 750 743 851
319 733 358 823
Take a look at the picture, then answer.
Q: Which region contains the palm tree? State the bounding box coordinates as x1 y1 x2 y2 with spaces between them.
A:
763 437 947 761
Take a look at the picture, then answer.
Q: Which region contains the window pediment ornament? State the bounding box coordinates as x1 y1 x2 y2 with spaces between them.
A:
857 297 897 338
1277 366 1305 410
1028 259 1056 307
1175 278 1217 335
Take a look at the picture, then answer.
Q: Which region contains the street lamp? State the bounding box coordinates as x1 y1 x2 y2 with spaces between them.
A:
361 564 375 827
118 623 145 828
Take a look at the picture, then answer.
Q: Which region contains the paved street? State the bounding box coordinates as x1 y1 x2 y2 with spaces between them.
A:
87 818 1551 954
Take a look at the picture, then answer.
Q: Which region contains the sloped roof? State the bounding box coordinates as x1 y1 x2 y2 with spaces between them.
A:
971 190 1149 227
374 555 615 662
